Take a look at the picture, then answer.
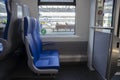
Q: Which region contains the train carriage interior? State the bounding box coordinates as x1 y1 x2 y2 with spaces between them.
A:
0 0 120 80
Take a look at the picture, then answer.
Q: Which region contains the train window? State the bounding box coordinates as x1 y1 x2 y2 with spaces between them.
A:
96 0 114 27
38 0 76 35
0 0 7 29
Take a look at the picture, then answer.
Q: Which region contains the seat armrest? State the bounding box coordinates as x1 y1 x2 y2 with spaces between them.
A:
0 38 8 59
42 42 55 46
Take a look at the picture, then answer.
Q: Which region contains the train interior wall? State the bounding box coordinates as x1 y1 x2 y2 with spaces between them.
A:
0 0 120 80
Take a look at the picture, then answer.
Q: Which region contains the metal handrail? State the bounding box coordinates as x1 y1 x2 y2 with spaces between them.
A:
89 26 114 30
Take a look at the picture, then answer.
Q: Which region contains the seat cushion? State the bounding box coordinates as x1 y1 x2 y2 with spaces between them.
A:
40 50 59 57
35 56 60 69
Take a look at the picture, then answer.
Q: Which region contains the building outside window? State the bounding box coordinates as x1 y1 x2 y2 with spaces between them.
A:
38 0 76 35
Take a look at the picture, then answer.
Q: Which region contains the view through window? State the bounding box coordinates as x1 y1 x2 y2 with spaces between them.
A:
103 0 113 27
38 0 76 35
96 0 114 27
0 0 7 28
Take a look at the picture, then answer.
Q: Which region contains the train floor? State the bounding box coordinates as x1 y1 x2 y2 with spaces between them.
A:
9 58 120 80
0 55 120 80
10 61 102 80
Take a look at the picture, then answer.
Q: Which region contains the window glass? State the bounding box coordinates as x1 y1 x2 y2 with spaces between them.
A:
39 5 75 35
0 0 7 28
96 0 114 27
103 0 113 27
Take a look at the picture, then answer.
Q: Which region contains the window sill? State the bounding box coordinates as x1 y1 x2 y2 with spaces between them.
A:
41 35 80 42
41 34 79 38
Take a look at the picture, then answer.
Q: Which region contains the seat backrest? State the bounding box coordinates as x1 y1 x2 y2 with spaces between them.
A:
23 17 30 37
22 17 35 41
7 18 23 50
23 17 41 61
4 0 12 39
7 1 23 51
25 34 38 63
22 4 30 17
33 20 42 53
0 1 24 59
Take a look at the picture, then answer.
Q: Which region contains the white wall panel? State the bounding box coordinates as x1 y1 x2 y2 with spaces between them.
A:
19 0 90 41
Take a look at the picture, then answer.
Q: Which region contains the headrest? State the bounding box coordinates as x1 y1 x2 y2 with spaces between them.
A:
22 4 30 17
24 16 30 36
16 3 23 18
24 17 35 36
26 34 38 62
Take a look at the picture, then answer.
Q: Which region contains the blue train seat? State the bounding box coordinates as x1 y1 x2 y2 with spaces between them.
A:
0 0 23 59
22 17 35 41
0 0 11 53
25 34 59 74
23 17 60 74
33 19 59 57
23 17 59 57
0 18 23 59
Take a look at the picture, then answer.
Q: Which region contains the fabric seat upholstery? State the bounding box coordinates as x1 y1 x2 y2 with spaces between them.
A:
35 56 59 69
25 34 59 73
23 17 59 57
33 20 59 57
23 17 60 74
23 17 35 41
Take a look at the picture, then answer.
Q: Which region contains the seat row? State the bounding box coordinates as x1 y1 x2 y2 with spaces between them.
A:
0 0 60 75
0 0 23 59
22 17 60 74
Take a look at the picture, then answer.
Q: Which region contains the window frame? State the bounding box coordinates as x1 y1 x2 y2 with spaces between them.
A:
38 0 76 5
